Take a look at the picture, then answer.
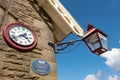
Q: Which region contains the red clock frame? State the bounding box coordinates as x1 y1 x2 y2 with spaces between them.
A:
3 22 38 51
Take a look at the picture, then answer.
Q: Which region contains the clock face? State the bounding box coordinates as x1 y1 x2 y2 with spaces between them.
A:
3 22 38 51
9 25 34 46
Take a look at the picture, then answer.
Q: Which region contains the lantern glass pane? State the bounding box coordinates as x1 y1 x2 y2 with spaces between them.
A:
98 33 107 49
85 33 100 51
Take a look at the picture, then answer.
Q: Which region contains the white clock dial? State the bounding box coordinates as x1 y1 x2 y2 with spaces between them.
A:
9 25 35 46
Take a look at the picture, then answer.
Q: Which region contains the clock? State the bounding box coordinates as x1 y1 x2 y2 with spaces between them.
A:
3 22 38 51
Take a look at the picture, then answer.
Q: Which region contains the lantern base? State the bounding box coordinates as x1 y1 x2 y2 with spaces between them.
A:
93 48 108 55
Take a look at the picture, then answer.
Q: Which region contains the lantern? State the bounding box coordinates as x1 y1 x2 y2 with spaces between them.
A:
82 23 108 55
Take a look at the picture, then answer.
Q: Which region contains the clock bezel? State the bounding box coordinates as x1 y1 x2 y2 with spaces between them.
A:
3 22 38 51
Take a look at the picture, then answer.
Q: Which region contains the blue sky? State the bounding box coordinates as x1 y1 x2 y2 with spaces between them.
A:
56 0 120 80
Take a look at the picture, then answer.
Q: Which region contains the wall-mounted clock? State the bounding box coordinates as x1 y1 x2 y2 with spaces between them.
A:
3 22 38 51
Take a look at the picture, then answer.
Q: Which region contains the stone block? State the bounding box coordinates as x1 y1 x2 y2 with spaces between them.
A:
0 0 58 80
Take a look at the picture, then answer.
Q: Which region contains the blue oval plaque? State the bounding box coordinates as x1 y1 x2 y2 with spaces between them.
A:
31 59 50 75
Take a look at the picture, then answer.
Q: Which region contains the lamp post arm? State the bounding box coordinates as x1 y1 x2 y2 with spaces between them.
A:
48 39 82 53
57 39 82 46
57 44 70 51
57 39 82 52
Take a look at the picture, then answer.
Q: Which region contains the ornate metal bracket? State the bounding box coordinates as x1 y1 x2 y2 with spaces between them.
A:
48 39 82 53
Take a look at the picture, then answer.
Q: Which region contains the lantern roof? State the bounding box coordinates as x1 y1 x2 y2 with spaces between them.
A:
83 23 107 39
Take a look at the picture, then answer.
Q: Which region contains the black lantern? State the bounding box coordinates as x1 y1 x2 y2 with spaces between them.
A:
82 23 108 55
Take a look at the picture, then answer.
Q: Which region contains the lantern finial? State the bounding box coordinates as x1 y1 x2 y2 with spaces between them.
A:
87 22 94 31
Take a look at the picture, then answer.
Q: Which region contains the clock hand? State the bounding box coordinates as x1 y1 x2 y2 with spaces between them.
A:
24 33 31 42
17 33 27 38
23 33 31 42
16 33 31 43
16 33 28 42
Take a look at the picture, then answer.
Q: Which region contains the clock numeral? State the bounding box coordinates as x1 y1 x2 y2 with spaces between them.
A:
25 41 27 44
10 31 15 33
22 27 25 31
28 34 31 35
18 27 20 30
14 28 17 31
20 40 22 44
29 37 32 39
27 39 31 43
11 35 18 41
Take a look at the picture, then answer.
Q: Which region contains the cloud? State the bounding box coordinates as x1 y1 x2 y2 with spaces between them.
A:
97 70 103 79
84 74 98 80
84 48 120 80
108 75 119 80
84 71 103 80
84 74 119 80
83 71 119 80
101 48 120 72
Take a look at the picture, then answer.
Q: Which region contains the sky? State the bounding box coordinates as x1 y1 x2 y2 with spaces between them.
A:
56 0 120 80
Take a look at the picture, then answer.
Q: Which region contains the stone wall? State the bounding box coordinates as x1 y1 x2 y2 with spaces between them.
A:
0 0 58 80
